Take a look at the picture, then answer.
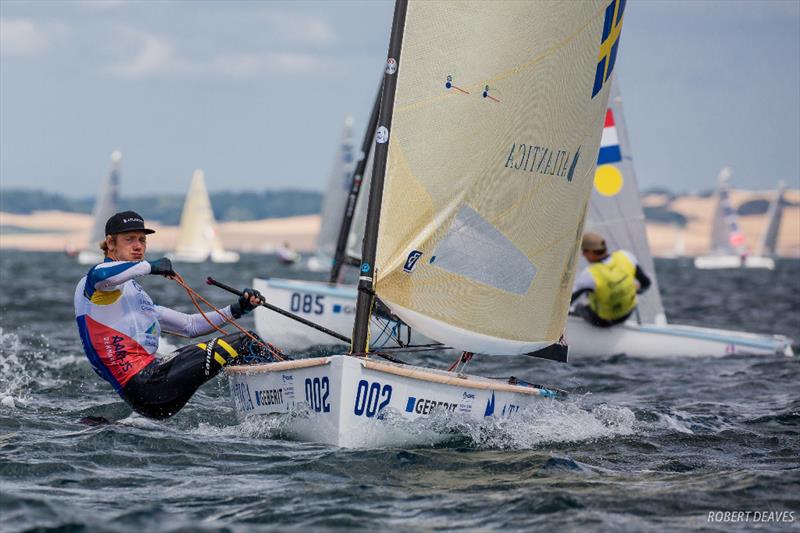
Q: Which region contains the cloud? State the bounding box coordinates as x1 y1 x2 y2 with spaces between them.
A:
109 26 325 80
108 30 190 78
263 12 336 47
0 18 49 56
211 51 321 78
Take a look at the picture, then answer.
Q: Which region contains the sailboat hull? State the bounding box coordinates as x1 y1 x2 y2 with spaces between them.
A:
226 354 555 448
565 316 793 358
254 278 793 358
693 255 775 270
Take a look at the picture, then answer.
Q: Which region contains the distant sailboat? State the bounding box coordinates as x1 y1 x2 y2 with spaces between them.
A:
756 181 786 258
693 169 774 270
305 116 356 272
78 151 122 265
172 169 239 263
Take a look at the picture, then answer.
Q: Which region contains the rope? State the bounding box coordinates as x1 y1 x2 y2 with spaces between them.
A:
448 351 473 373
171 273 285 362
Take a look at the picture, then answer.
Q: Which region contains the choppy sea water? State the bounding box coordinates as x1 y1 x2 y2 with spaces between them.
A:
1 251 798 532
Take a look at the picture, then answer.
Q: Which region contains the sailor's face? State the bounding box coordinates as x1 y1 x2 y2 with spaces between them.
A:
108 231 147 262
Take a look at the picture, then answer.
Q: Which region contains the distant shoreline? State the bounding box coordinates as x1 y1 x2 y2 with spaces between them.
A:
1 186 799 258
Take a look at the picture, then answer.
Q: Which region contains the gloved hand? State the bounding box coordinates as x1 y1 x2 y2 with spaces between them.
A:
148 258 175 277
231 288 265 318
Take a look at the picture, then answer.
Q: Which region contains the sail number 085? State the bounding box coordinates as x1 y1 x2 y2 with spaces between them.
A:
290 292 324 315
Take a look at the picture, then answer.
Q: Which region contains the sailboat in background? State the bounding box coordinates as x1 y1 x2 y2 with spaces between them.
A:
566 86 791 357
756 181 786 258
228 0 619 447
78 151 122 265
171 169 239 263
252 82 794 358
305 116 357 272
693 169 774 270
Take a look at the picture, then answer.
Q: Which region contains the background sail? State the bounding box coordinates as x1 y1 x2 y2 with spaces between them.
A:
346 145 374 263
175 169 223 257
88 151 121 248
316 116 356 262
757 181 785 257
709 168 746 254
584 83 666 324
373 0 623 355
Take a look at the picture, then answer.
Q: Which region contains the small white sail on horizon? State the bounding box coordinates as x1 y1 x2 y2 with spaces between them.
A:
78 150 122 265
172 169 239 263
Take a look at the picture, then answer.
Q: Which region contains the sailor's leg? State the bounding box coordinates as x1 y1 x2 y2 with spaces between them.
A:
122 332 254 419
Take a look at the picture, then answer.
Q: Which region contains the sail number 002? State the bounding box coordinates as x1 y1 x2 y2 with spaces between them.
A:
353 380 392 418
304 377 330 412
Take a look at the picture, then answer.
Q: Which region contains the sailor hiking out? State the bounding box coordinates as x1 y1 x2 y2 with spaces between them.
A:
74 211 272 419
571 231 652 328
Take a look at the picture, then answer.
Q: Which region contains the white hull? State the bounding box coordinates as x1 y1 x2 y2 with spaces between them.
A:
254 279 793 358
565 316 793 358
693 255 775 270
226 354 556 448
77 250 104 265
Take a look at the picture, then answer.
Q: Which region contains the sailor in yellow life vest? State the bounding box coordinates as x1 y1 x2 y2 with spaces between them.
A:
571 232 652 327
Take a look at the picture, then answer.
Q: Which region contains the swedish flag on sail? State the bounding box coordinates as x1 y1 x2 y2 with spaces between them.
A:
592 0 626 98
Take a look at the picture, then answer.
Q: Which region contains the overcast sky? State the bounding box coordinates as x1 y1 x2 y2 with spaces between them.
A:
1 0 798 197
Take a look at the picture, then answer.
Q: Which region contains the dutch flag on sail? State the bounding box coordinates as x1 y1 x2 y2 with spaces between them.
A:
597 109 622 165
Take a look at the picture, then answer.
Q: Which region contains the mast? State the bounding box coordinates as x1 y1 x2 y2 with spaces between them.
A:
329 86 382 283
351 0 408 354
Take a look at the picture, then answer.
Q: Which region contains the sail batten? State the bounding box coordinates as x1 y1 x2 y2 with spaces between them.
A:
365 0 623 354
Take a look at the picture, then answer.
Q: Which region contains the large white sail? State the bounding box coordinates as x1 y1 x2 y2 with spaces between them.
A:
371 0 624 355
174 169 237 262
88 151 122 248
316 116 356 263
584 83 666 324
757 181 785 257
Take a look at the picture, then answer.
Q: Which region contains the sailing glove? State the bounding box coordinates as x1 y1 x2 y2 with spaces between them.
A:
231 288 265 319
148 258 175 277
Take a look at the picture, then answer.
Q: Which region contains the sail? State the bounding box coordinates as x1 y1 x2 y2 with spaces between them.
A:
316 116 356 262
88 151 121 248
174 169 224 259
709 168 746 254
584 83 666 324
346 144 374 263
371 0 624 355
757 181 785 257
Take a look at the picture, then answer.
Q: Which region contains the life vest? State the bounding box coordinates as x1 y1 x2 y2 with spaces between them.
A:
587 251 637 321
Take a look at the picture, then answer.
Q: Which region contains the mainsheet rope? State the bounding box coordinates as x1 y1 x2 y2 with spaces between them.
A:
171 272 285 362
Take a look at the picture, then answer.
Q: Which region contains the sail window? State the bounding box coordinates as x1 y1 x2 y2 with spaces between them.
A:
430 205 536 296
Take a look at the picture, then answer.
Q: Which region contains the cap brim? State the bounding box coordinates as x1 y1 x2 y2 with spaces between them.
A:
107 228 156 235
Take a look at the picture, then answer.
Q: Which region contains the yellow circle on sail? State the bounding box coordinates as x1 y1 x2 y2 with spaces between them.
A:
594 165 624 196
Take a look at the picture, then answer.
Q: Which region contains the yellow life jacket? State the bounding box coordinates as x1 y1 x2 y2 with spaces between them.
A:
588 251 637 321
